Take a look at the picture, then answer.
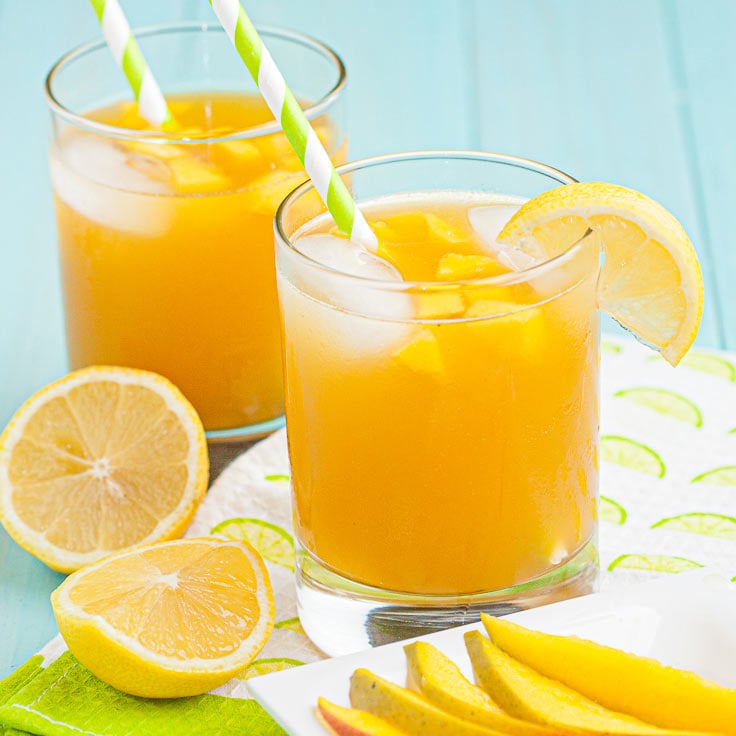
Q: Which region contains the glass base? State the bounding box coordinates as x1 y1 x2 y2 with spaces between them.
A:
296 536 599 656
205 414 285 443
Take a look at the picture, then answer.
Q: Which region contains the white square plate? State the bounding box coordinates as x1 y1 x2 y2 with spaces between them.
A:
248 574 736 736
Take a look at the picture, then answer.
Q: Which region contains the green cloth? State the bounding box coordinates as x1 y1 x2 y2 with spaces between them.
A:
0 653 284 736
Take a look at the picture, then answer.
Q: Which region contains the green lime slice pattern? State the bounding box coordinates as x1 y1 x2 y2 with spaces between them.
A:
691 466 736 486
600 436 666 477
680 352 736 382
601 340 622 355
651 512 736 540
599 496 627 525
240 658 305 680
614 388 702 427
608 554 703 573
264 473 291 485
210 518 296 571
275 617 305 635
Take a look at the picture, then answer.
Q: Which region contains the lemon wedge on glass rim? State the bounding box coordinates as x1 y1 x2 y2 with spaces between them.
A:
497 182 704 365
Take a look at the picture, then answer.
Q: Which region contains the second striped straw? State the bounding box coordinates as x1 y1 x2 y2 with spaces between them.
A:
208 0 378 251
88 0 175 129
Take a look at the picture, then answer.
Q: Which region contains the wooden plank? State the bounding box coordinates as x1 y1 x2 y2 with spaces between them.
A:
243 0 476 157
666 0 736 349
0 532 64 675
472 0 721 347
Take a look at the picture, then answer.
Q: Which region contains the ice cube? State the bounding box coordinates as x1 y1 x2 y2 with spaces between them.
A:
296 234 403 282
50 132 175 236
293 234 413 322
468 204 540 271
469 204 585 297
279 275 414 360
281 234 413 357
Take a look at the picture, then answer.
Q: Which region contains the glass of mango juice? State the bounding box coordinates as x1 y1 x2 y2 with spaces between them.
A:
45 23 346 438
276 151 601 655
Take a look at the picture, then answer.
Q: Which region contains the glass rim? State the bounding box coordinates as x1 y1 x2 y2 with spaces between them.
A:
275 149 590 291
44 21 347 144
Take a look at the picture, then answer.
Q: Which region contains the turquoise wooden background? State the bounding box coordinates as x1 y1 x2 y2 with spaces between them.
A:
1 0 734 675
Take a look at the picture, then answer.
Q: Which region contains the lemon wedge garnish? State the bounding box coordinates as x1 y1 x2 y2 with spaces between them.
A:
497 182 704 365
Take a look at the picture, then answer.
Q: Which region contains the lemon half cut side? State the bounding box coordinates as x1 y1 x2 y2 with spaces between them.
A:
0 365 209 572
51 537 275 698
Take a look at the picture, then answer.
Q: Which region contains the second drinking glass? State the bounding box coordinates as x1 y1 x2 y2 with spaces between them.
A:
45 23 347 439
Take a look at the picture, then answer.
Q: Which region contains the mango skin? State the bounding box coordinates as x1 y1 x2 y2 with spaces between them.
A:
483 614 736 735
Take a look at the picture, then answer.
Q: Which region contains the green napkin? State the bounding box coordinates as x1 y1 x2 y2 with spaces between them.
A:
4 336 736 735
0 651 285 736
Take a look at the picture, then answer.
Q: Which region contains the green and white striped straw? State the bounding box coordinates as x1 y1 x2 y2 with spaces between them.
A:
208 0 378 250
88 0 175 129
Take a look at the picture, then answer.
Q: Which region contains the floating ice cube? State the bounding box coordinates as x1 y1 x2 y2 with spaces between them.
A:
50 133 175 236
468 204 540 271
293 234 412 321
282 234 413 357
469 204 589 296
296 234 403 282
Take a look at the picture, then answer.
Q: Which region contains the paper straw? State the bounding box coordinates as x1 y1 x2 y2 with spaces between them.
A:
88 0 175 129
208 0 378 250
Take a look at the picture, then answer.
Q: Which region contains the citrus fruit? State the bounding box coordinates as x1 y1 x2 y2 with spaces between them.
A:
600 435 666 477
51 537 275 698
497 182 704 365
614 388 702 427
0 366 208 572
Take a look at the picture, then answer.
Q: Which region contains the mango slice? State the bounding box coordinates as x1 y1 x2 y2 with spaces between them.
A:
482 615 736 735
415 289 466 319
349 668 505 736
436 254 506 281
404 642 571 736
392 329 445 377
168 155 230 193
464 631 713 736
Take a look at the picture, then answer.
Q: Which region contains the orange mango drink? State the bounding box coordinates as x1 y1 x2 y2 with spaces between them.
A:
277 189 600 596
50 92 345 432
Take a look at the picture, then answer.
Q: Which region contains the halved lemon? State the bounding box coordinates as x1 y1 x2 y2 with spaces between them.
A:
51 537 274 697
0 366 208 572
497 182 704 365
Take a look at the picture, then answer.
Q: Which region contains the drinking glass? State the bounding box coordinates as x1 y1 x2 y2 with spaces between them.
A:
276 151 600 655
45 22 346 439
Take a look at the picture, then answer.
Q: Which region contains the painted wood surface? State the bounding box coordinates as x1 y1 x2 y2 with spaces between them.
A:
1 0 734 676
